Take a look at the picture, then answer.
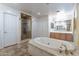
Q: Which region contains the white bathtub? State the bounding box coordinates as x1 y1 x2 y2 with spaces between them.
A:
28 37 76 56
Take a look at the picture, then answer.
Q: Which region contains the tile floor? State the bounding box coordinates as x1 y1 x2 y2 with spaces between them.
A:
0 39 79 56
0 40 30 56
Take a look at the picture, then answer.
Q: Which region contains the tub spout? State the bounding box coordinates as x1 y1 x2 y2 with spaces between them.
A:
61 43 74 55
59 43 69 55
62 44 69 55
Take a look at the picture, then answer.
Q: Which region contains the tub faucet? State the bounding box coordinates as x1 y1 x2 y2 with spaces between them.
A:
59 43 69 55
62 43 75 55
62 44 69 55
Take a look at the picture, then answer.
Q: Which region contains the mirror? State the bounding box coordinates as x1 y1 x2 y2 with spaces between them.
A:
51 20 72 31
50 11 73 32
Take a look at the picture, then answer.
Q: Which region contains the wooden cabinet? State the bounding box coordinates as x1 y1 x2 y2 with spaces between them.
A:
50 32 73 41
54 33 61 39
60 33 66 40
50 32 55 38
66 34 73 41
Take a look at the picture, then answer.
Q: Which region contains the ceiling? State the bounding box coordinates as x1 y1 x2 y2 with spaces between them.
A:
2 3 75 17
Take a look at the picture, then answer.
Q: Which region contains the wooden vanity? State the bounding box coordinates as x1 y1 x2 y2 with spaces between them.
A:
50 32 73 41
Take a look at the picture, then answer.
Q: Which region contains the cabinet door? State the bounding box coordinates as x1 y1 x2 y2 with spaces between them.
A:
4 13 17 47
0 12 3 49
65 34 73 41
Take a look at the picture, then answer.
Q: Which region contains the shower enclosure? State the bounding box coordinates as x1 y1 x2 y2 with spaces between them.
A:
21 13 32 40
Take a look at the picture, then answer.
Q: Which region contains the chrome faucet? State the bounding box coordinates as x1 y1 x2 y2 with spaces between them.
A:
61 43 74 55
62 44 69 55
59 43 69 55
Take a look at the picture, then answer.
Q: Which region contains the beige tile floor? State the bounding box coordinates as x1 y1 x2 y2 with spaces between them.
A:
73 47 79 56
0 40 30 56
0 39 79 56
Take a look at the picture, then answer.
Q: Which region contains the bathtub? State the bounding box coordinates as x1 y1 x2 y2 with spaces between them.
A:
28 37 76 56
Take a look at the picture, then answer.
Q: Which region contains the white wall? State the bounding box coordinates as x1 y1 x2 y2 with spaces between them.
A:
32 16 38 38
0 4 21 48
0 12 4 48
32 15 48 38
37 16 48 37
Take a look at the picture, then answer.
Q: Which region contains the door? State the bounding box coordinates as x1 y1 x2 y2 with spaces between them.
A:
4 13 17 47
0 12 4 49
